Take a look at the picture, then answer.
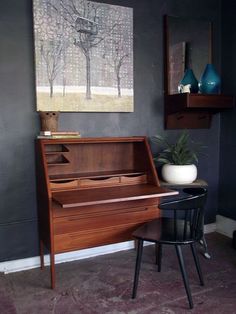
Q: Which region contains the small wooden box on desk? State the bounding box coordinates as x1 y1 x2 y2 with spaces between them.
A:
35 136 177 288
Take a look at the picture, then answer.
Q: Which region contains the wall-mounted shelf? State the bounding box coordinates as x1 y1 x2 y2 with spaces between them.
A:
163 15 235 129
165 93 235 129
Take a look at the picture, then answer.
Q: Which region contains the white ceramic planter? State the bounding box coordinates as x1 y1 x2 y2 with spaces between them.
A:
162 164 197 184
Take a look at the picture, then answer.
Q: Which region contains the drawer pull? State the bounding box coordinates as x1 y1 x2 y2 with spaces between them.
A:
120 174 147 184
79 176 119 187
50 179 78 190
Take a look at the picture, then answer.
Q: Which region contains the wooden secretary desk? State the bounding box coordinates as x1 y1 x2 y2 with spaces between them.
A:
35 136 177 288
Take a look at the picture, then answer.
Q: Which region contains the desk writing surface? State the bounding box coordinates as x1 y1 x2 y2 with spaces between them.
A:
52 184 178 208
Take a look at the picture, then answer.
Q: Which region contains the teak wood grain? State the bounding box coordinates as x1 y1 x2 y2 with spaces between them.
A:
35 136 177 288
52 185 177 208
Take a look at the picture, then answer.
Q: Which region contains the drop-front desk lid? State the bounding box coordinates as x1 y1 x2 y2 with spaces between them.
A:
52 184 178 208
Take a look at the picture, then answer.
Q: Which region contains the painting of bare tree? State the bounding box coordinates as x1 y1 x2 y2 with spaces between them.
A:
33 0 133 112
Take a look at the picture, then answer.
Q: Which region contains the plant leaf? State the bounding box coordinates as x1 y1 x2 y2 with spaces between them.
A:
151 130 206 165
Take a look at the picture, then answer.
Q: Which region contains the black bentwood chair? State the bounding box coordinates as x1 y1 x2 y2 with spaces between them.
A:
132 188 207 309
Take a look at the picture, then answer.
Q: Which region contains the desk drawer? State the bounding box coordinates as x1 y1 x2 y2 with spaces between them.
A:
50 179 79 190
120 174 147 185
54 223 144 253
79 177 119 188
53 205 159 235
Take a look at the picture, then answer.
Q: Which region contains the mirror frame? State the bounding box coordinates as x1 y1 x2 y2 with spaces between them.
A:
163 15 213 95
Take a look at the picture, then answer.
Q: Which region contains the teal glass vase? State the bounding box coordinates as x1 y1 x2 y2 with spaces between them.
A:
178 69 199 93
198 64 221 94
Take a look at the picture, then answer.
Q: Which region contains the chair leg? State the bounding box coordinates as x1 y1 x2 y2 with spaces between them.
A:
175 245 193 309
155 243 158 264
157 244 162 272
50 251 56 289
199 235 211 259
199 216 211 259
39 239 44 270
132 239 144 299
191 243 204 286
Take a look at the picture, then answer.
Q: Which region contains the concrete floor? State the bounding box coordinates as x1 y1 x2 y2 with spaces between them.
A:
0 233 236 314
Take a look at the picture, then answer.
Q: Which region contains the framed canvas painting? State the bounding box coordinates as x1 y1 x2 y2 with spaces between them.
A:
33 0 133 112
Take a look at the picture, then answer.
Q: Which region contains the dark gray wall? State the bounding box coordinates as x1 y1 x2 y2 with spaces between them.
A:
0 0 221 262
219 0 236 220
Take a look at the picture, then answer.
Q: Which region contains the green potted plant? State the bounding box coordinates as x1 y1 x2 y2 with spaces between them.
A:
152 131 201 184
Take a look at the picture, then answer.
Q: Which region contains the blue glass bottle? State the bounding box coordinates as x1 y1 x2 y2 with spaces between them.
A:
178 69 199 93
198 64 221 94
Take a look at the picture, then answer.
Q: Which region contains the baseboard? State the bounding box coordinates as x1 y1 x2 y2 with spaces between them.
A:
0 241 135 274
216 214 236 238
204 222 216 234
0 223 216 274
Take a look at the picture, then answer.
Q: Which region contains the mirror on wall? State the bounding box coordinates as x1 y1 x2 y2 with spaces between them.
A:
164 15 212 95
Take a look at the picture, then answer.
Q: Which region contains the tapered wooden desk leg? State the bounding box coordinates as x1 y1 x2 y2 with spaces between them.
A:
50 252 55 289
39 240 44 270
